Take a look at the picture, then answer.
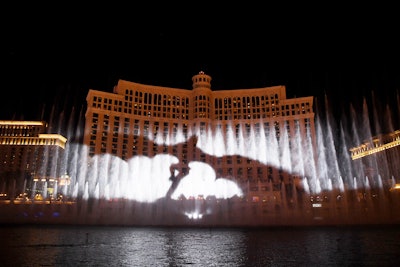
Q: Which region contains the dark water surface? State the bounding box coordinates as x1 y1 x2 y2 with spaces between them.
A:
1 224 399 267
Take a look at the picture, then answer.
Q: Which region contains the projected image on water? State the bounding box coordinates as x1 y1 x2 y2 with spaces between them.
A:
83 152 243 203
1 72 400 226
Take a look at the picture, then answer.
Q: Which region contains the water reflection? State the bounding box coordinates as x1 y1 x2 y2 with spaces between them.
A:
2 226 399 266
160 229 246 266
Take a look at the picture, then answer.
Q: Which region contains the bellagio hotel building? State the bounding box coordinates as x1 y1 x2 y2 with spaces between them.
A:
83 71 315 195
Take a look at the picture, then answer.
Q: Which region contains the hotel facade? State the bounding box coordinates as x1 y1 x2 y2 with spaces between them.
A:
350 130 400 186
0 121 68 199
83 72 316 199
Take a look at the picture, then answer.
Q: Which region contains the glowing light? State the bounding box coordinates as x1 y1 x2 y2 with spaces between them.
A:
185 211 203 220
389 183 400 192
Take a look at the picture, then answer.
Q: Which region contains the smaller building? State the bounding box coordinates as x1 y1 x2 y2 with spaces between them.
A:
0 120 68 199
350 129 400 187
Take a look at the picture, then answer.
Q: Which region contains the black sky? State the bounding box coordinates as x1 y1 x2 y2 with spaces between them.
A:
3 4 400 130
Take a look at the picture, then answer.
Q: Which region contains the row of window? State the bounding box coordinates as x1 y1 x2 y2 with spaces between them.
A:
89 91 311 121
0 126 44 137
89 115 309 142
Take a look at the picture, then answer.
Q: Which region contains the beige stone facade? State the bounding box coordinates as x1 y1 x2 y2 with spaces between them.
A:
0 121 67 197
350 130 400 184
83 72 316 197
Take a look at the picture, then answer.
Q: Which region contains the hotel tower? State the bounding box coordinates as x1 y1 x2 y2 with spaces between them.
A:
83 72 316 199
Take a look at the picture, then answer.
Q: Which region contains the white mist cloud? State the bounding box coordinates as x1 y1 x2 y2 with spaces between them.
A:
171 161 243 200
85 155 242 203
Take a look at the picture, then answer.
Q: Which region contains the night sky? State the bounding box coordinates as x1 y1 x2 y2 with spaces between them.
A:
3 4 400 134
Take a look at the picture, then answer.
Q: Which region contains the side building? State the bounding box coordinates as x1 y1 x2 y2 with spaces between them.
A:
350 129 400 189
83 72 316 200
0 120 68 200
